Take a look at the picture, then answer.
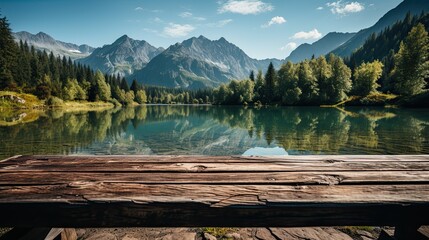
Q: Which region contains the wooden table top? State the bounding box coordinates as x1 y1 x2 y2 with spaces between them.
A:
0 155 428 227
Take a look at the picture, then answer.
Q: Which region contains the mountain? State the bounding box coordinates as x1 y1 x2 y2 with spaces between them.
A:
286 32 355 63
78 35 164 77
12 31 94 60
331 0 429 57
78 35 164 76
131 36 283 89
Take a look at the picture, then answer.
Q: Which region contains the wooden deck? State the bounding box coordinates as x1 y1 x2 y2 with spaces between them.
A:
0 155 429 238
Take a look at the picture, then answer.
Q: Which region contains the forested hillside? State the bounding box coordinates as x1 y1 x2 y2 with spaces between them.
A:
213 16 429 106
346 12 429 92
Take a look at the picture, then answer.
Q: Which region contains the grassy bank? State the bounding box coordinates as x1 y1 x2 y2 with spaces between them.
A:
59 100 115 112
0 91 115 111
321 93 398 108
0 91 44 109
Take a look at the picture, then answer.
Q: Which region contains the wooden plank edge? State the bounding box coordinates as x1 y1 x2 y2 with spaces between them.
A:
0 155 22 163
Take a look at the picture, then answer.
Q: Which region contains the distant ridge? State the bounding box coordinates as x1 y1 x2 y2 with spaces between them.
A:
286 32 356 63
12 31 94 60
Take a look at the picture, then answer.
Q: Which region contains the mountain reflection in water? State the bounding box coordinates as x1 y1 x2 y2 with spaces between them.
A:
0 105 428 159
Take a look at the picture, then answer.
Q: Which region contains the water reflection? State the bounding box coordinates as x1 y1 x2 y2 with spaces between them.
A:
242 147 288 156
0 105 428 159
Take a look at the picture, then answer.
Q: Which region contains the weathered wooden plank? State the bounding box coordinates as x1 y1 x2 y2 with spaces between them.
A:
2 155 429 165
1 184 428 204
0 171 429 186
2 161 429 173
0 155 428 228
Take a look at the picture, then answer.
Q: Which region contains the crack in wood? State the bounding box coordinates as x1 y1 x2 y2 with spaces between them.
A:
210 194 268 208
315 175 344 185
323 159 344 164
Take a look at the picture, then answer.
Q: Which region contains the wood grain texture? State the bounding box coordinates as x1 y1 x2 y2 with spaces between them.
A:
0 155 428 228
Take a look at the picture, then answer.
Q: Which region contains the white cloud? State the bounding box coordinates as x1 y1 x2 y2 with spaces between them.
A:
135 7 143 11
262 16 286 28
163 23 195 38
218 0 274 15
317 6 324 10
179 12 206 21
153 17 163 23
217 19 233 27
206 19 233 28
291 29 322 40
327 1 365 15
280 42 297 52
180 12 193 18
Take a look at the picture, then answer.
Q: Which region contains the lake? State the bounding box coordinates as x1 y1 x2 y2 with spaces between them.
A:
0 105 428 159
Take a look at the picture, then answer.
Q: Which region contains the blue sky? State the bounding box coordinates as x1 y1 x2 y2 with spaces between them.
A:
1 0 402 59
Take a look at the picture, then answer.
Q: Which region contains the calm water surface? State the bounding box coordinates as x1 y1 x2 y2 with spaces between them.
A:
0 105 428 159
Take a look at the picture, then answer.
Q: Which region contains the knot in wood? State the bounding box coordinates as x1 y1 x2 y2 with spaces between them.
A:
192 165 208 172
323 159 344 164
67 181 96 188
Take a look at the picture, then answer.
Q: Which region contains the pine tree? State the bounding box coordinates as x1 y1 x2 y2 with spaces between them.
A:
254 70 264 102
393 23 429 96
0 15 18 90
264 62 276 103
249 70 255 81
120 77 130 91
130 79 141 94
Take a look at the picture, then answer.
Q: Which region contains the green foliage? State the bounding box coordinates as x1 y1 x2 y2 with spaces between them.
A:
94 70 111 101
278 61 299 105
63 78 87 101
346 12 429 92
297 60 318 103
393 23 429 96
135 90 147 104
36 74 52 99
0 15 18 91
213 79 254 105
264 62 277 103
353 60 384 96
249 70 255 81
130 79 141 94
327 54 352 103
312 56 332 103
254 70 264 102
46 96 64 107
